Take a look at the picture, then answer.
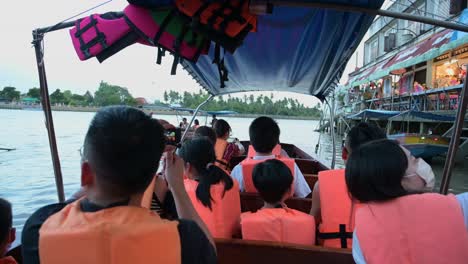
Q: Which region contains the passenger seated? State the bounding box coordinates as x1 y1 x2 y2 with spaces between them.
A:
0 198 16 264
310 122 434 249
241 160 315 245
231 116 311 197
179 138 241 239
348 139 468 264
194 126 217 145
214 119 245 171
21 106 216 264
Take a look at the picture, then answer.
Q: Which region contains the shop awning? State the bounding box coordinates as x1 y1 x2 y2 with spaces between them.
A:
383 30 453 73
346 109 400 120
348 56 393 87
182 0 385 101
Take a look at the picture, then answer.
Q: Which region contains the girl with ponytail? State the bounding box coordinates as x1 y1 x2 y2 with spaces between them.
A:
179 138 241 238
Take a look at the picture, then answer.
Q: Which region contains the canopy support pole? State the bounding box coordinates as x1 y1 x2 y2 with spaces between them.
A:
272 2 468 33
33 30 65 203
326 95 337 169
180 95 214 143
439 79 468 194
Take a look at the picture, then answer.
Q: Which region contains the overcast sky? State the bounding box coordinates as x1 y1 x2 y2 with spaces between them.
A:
0 0 378 106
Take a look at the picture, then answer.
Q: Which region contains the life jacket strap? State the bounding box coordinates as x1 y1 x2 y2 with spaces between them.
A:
317 224 353 249
75 15 108 59
154 9 178 44
215 159 229 167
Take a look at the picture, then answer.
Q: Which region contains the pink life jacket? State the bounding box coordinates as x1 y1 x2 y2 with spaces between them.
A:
70 13 136 62
241 157 295 194
356 193 468 264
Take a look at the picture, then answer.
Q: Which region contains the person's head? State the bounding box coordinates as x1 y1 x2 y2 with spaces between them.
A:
214 119 231 140
194 126 217 145
249 116 280 154
179 138 233 210
182 117 187 123
253 159 293 204
0 198 15 256
343 122 386 161
194 119 199 126
81 106 166 201
345 139 408 203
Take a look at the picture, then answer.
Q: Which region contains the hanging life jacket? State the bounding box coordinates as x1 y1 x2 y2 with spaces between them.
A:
247 144 282 158
356 193 468 264
175 0 257 53
317 169 358 249
184 178 241 238
124 4 210 75
241 157 296 194
39 200 181 264
241 207 316 245
215 138 230 172
126 0 173 9
70 12 140 62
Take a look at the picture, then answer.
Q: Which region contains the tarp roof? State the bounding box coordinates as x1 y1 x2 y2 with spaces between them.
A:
182 0 384 100
347 109 462 122
346 109 400 119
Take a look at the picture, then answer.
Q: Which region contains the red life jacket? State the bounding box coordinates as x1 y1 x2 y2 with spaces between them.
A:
184 178 241 238
247 144 282 158
241 207 316 245
214 138 230 172
241 157 295 194
39 200 181 264
317 169 358 249
356 193 468 264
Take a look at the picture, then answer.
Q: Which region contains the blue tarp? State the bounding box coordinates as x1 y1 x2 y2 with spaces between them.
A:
390 110 457 122
182 1 384 100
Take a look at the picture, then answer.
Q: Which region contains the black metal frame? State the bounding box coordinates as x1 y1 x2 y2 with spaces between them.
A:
32 3 468 201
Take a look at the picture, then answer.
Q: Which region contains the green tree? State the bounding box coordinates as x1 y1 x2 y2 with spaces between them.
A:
83 91 94 106
94 81 136 106
27 88 41 99
0 86 20 101
50 89 65 105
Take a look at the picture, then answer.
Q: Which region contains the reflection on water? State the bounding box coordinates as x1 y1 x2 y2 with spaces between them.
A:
0 109 467 236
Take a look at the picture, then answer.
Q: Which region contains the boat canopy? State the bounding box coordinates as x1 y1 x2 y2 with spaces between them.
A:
182 0 384 100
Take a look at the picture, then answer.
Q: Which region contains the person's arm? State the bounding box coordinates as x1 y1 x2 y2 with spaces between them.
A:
165 151 216 250
293 164 312 198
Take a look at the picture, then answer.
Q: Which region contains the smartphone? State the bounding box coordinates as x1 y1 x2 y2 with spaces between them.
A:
165 128 181 146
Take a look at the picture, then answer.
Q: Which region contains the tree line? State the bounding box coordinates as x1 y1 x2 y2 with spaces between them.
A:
1 82 322 117
162 90 321 117
0 82 136 107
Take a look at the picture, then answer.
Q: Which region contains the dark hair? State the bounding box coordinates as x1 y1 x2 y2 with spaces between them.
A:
249 116 280 153
83 106 165 197
194 119 199 125
345 139 408 202
346 122 386 153
179 138 233 210
194 126 217 145
0 198 12 244
253 159 293 204
214 119 231 138
182 118 187 122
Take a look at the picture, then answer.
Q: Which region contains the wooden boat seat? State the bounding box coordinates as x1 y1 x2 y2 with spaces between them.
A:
215 238 354 264
240 192 312 213
303 174 318 190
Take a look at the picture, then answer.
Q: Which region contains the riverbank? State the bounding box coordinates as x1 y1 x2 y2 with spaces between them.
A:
0 103 319 120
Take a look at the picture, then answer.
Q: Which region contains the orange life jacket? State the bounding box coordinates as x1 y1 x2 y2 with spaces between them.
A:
175 0 257 38
356 193 468 264
141 175 157 209
39 200 181 264
241 157 295 194
215 138 230 171
247 144 282 158
184 178 241 238
0 257 17 264
317 169 358 249
241 207 316 245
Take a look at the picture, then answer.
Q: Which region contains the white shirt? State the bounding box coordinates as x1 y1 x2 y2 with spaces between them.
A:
230 155 312 198
352 193 468 264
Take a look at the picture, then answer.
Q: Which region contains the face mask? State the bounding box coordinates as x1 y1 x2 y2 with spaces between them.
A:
403 158 435 191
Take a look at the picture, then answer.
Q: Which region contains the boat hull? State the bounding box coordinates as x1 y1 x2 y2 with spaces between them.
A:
388 133 449 159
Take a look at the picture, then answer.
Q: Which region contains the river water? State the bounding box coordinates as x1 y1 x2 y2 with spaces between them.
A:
1 109 467 237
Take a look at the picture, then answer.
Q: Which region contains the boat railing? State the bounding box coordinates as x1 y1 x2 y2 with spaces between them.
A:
350 84 463 112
